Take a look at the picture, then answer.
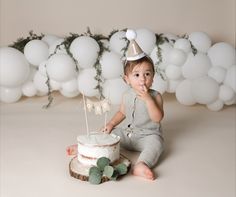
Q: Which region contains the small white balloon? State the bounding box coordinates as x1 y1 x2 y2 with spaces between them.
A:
151 74 168 94
165 64 182 80
188 32 212 53
207 99 224 111
219 84 235 102
174 38 191 53
182 52 212 79
27 66 37 81
33 71 48 93
49 79 61 91
103 78 129 105
60 89 80 98
38 61 48 77
49 38 66 55
0 47 30 87
176 79 196 105
163 33 179 44
77 68 99 97
61 78 78 93
47 54 77 82
224 94 236 105
42 34 61 46
168 48 187 66
109 31 127 55
100 51 123 79
22 81 37 97
24 40 49 66
0 86 22 103
192 76 219 104
207 66 226 83
167 79 182 93
208 42 236 69
70 36 100 68
224 65 236 92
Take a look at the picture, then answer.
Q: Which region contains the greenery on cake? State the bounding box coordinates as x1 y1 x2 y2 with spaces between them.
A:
88 157 128 184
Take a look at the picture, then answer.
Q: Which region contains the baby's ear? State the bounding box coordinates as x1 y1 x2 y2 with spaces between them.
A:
123 75 129 84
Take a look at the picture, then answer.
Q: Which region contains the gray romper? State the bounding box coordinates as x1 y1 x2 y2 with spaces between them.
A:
112 88 164 168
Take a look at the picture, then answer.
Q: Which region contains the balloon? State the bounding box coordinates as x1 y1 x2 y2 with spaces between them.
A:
163 33 178 44
208 42 236 69
224 65 236 92
38 61 47 77
219 84 235 102
174 38 191 53
22 81 37 97
224 94 236 105
24 39 49 66
151 74 168 94
167 79 182 93
165 64 182 80
61 78 78 93
77 68 99 97
136 28 156 54
49 38 66 55
168 48 187 66
0 47 30 88
0 86 22 103
60 89 80 98
49 79 61 91
207 66 226 83
192 76 219 104
100 51 123 79
207 99 224 111
103 78 129 105
33 71 48 93
27 66 37 81
109 31 127 55
70 36 100 68
182 52 211 79
42 34 61 46
176 79 196 105
46 54 77 82
188 32 212 53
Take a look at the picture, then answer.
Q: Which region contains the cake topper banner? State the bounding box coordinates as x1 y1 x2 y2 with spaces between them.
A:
86 98 111 115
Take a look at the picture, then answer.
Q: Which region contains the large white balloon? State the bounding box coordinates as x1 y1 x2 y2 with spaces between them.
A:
151 74 168 94
188 32 212 53
46 54 77 82
192 76 219 104
0 47 30 88
61 78 78 93
207 42 236 69
168 48 187 66
42 34 61 46
24 40 49 66
219 84 235 102
0 86 22 103
100 51 123 79
136 28 156 54
174 38 191 53
70 36 100 68
22 81 37 97
103 78 129 105
207 66 226 83
165 64 182 80
109 31 127 55
77 68 99 97
176 79 196 105
182 52 212 79
224 65 236 92
207 99 224 111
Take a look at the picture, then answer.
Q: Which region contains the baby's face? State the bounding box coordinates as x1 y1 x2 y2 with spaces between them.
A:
124 62 154 92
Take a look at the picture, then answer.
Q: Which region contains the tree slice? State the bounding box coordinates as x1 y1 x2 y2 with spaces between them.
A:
69 154 131 183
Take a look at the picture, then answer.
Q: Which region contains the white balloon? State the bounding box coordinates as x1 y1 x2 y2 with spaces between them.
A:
176 79 196 105
27 66 37 81
151 74 168 94
22 81 37 97
163 33 179 44
100 51 123 79
61 78 78 93
182 52 211 79
207 66 226 83
208 42 236 68
0 86 22 103
33 71 48 93
42 34 61 46
224 65 236 92
47 54 77 82
174 38 191 53
188 32 212 53
0 47 30 87
219 84 235 102
224 94 236 105
207 99 224 111
167 79 182 93
192 76 219 104
103 78 129 105
168 48 187 66
60 89 80 98
70 36 100 68
136 28 156 54
49 79 61 91
165 64 182 80
38 61 47 77
109 31 127 55
49 38 66 55
24 40 49 66
77 68 99 97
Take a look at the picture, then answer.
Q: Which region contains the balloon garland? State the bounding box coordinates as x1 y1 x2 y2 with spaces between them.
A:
0 28 235 111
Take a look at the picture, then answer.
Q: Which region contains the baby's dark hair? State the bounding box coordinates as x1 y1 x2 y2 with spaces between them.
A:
124 56 155 75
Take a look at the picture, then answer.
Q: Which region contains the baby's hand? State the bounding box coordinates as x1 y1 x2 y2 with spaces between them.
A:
101 122 114 134
137 85 152 101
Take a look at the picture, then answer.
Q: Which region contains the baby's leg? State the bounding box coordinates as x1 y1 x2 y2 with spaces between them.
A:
66 144 77 156
133 162 155 180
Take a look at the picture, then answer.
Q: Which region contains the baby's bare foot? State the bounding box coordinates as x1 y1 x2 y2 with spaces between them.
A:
66 144 77 156
132 162 155 180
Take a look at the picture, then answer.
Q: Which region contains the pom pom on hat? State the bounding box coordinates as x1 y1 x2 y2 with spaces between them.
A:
125 29 146 61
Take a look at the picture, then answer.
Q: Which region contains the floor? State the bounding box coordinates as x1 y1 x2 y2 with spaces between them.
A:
0 93 235 197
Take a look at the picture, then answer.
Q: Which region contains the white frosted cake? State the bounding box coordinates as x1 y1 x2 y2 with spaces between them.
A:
77 132 120 166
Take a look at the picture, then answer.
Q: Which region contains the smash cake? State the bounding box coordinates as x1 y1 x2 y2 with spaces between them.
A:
77 132 120 166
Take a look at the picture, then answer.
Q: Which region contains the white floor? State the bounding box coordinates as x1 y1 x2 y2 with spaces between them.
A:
0 93 235 197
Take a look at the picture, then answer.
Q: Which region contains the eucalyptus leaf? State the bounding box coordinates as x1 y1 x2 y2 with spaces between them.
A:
115 163 128 175
103 165 114 178
89 170 102 185
97 157 110 171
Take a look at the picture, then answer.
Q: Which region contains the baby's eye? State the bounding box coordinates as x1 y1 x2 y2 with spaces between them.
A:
145 72 151 76
134 73 139 77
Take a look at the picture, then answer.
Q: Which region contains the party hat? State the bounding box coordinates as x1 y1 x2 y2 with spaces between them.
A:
126 29 146 61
